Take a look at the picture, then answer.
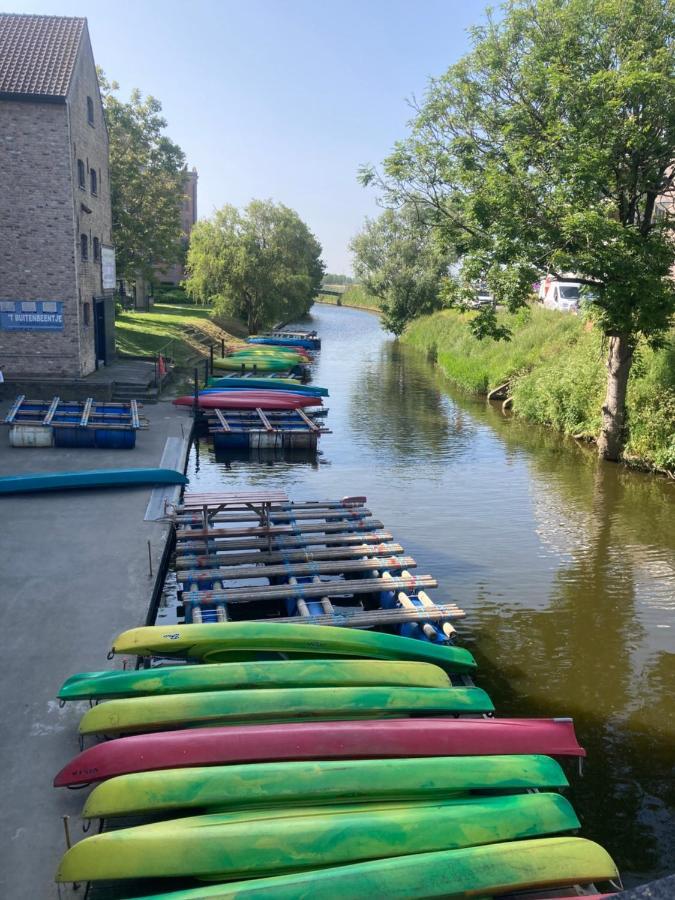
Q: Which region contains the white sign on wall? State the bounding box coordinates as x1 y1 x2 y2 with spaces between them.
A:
101 245 116 291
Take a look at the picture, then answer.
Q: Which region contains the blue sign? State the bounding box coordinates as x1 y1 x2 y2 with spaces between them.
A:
0 300 64 331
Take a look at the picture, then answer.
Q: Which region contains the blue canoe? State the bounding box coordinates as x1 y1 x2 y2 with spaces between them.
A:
0 468 188 495
199 388 328 400
207 377 328 397
248 337 316 350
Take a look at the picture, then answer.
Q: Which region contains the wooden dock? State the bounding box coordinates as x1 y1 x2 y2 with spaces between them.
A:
171 491 463 639
207 408 330 451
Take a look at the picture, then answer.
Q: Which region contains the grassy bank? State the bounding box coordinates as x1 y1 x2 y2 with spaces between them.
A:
317 285 381 312
403 306 675 472
115 303 246 367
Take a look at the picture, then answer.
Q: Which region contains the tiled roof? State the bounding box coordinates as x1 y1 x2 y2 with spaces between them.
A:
0 14 85 98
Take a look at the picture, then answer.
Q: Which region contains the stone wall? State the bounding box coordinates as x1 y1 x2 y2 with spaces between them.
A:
67 33 114 373
0 101 81 377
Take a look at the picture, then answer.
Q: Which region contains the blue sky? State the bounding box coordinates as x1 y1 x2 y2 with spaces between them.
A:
10 0 486 272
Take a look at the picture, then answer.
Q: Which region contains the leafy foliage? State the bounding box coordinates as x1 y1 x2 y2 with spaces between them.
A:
350 205 454 335
99 71 186 282
184 200 324 333
361 0 675 457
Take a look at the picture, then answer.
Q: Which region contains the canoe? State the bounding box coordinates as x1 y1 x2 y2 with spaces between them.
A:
232 345 310 358
58 659 452 701
212 357 298 372
124 837 618 900
82 753 568 818
77 685 494 735
199 389 325 401
172 393 322 411
55 793 579 882
53 717 586 787
249 337 316 350
110 622 478 672
0 467 187 496
207 377 327 395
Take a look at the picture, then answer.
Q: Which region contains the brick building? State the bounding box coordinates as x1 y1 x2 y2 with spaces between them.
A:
153 166 198 287
0 14 115 378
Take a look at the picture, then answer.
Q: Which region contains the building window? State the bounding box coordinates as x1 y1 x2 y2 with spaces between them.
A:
77 158 86 189
87 96 94 126
80 234 88 261
93 237 100 262
90 168 98 195
83 302 90 326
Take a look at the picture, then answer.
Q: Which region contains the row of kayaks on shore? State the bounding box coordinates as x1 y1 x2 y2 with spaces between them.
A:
53 621 621 897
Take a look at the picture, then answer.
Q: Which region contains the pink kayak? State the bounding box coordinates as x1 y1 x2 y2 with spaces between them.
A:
173 392 322 410
54 717 585 787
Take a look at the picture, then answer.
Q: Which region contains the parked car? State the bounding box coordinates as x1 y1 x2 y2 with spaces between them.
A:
539 276 581 312
467 286 495 309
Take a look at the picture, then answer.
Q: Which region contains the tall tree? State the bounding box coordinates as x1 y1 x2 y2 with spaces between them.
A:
185 200 324 332
98 71 186 282
361 0 675 461
350 205 454 335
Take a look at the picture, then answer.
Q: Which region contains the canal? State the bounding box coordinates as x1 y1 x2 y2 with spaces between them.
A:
186 302 675 886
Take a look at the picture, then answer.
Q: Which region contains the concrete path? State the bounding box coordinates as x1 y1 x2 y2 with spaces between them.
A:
0 400 191 899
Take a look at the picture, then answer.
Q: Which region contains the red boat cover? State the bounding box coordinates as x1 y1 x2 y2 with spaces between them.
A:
172 392 322 410
54 717 585 787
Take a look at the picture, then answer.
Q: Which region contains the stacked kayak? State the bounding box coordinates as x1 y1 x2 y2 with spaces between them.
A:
207 375 328 396
172 391 322 411
52 491 620 897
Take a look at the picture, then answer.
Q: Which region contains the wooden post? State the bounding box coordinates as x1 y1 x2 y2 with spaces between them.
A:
221 337 225 357
193 367 199 417
209 344 214 374
204 359 209 387
148 540 153 578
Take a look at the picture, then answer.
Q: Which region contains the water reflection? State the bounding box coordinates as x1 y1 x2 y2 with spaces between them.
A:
185 303 674 883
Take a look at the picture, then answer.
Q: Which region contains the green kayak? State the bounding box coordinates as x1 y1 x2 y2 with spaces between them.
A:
127 836 618 899
82 753 568 819
56 793 578 882
78 685 494 735
58 659 452 701
111 621 478 673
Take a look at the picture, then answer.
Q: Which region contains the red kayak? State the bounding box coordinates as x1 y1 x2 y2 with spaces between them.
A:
173 392 322 411
54 717 585 787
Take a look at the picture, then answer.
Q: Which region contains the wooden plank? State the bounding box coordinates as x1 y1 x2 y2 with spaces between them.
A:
213 409 231 432
43 396 60 425
175 508 374 526
176 497 365 516
79 398 93 426
295 407 320 432
175 542 405 570
177 531 394 555
182 490 289 507
181 574 437 605
255 408 274 432
176 519 384 542
4 394 25 424
178 555 417 584
130 399 140 430
231 604 465 628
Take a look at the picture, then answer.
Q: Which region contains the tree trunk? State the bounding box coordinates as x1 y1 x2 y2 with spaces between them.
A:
597 333 633 462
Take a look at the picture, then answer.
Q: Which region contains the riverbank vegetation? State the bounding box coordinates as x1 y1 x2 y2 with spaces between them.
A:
358 0 675 464
185 200 324 332
404 307 675 472
115 303 245 366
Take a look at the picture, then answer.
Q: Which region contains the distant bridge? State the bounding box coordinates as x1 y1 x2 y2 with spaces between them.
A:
316 287 344 297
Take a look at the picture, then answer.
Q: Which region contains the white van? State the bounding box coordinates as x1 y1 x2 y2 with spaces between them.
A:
539 276 581 312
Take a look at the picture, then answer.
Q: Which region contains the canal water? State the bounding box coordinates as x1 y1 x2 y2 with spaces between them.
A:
186 302 675 886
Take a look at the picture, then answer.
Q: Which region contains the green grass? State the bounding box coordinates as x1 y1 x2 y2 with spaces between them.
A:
403 305 675 472
115 303 246 367
316 284 381 311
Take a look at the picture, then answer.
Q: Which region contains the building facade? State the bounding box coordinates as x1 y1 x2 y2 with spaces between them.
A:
153 166 198 286
0 14 115 378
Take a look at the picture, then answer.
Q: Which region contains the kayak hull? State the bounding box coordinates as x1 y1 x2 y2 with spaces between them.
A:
77 685 495 735
212 357 299 372
82 753 568 819
120 837 618 900
58 659 452 701
172 393 322 410
207 376 327 396
56 793 579 882
0 467 187 495
110 621 478 672
53 717 586 786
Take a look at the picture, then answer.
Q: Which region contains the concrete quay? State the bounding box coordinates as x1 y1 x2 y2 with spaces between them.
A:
0 400 191 899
